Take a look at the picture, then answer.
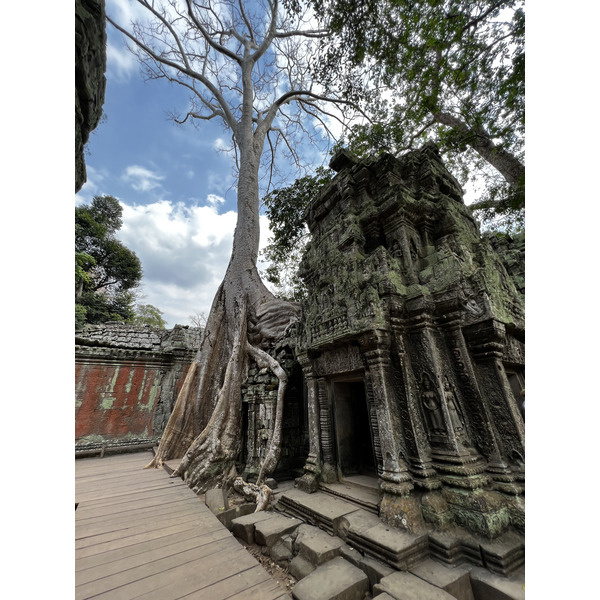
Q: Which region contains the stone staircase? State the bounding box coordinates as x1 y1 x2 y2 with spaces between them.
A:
207 483 525 600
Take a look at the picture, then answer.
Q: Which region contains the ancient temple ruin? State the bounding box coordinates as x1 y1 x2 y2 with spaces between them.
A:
75 323 202 455
283 143 525 541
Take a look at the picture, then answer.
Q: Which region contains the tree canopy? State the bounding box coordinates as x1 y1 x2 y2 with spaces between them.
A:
308 0 525 230
75 195 143 327
134 303 168 328
260 166 333 301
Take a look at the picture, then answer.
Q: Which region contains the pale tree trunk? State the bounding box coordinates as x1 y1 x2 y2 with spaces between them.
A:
147 132 299 496
434 111 525 189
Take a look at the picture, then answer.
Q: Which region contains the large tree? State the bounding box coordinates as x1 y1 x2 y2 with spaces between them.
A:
107 0 354 492
310 0 525 229
75 195 142 327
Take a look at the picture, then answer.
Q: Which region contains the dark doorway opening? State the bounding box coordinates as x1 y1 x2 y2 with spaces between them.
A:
333 380 376 477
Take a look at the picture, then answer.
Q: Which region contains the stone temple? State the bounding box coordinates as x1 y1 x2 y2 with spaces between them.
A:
285 143 525 542
76 143 524 552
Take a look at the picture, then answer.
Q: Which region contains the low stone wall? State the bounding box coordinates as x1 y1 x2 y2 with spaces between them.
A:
75 323 202 453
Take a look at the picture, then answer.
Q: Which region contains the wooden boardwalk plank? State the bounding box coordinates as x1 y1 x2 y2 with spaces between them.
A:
75 452 289 599
76 527 231 581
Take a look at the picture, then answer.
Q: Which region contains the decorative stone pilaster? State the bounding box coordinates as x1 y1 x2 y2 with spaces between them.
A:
463 320 525 475
442 317 523 495
406 315 489 492
362 337 421 531
296 354 321 493
389 317 441 491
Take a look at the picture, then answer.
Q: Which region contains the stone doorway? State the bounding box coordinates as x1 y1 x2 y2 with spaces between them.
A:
332 380 377 479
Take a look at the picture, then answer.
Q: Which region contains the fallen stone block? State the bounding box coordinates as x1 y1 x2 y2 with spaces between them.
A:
205 488 228 514
410 559 474 600
215 507 238 530
469 567 525 600
216 502 257 530
230 511 276 545
237 502 257 517
292 556 369 600
374 571 457 600
295 523 345 567
372 595 396 600
254 513 302 547
359 554 395 590
339 543 363 568
290 554 315 581
270 535 294 563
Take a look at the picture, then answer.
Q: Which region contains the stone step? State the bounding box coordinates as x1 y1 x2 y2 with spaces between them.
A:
230 511 278 545
374 571 457 600
336 509 430 571
469 567 525 600
410 559 474 600
253 513 302 547
292 556 370 600
319 479 380 513
279 488 360 533
295 523 345 567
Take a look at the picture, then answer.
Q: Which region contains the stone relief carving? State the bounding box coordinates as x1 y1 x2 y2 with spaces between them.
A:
420 372 445 435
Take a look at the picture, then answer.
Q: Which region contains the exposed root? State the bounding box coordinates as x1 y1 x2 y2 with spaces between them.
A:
246 341 288 486
144 272 299 498
233 477 274 512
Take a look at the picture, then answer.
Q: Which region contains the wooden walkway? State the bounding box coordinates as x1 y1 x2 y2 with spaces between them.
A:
75 451 289 600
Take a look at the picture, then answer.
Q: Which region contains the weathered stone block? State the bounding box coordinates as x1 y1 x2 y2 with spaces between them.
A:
295 523 345 567
469 567 525 600
215 507 238 530
205 488 229 514
270 535 294 563
339 543 363 568
374 571 457 600
254 514 302 547
230 511 275 545
290 554 315 581
359 555 395 590
292 557 369 600
410 559 474 600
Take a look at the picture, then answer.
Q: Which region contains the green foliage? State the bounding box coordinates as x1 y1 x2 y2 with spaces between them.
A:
309 0 524 230
75 304 88 330
134 304 167 328
260 167 333 301
75 195 143 327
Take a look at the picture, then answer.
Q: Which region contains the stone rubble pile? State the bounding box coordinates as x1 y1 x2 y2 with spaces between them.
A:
203 484 525 600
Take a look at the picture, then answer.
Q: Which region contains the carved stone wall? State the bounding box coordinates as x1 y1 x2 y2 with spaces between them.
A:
295 144 525 540
75 323 202 452
241 338 307 480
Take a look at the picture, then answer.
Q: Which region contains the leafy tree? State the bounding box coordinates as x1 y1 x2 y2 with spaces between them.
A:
260 167 333 301
108 0 357 492
308 0 525 230
75 195 142 326
134 303 168 328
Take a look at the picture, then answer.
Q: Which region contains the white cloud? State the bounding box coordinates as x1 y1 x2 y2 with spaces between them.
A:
114 197 277 328
122 165 165 192
207 194 225 209
213 137 230 152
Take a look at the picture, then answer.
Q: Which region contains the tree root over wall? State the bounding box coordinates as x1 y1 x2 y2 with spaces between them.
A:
146 275 299 509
